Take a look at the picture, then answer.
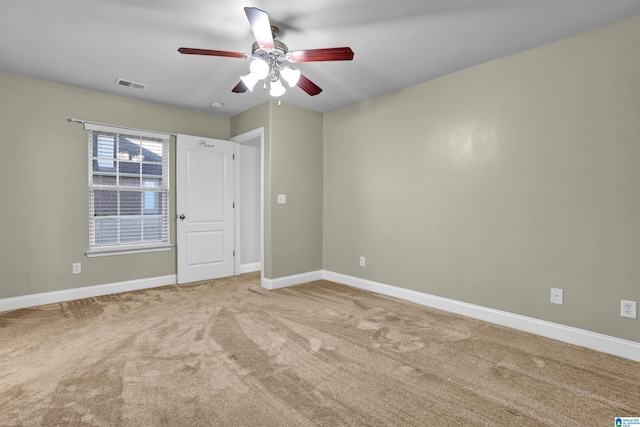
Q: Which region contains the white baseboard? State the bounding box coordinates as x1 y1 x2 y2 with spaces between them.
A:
322 271 640 362
0 275 177 313
239 262 262 274
3 270 637 362
261 270 323 290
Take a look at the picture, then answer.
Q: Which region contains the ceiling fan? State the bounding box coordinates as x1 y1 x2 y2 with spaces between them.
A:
178 7 354 97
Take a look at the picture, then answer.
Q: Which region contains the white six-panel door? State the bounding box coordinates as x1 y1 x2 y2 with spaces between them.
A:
176 135 235 284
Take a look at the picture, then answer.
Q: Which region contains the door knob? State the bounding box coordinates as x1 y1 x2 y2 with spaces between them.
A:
179 214 186 220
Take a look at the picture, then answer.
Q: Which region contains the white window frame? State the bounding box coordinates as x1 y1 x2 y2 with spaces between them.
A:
85 123 172 257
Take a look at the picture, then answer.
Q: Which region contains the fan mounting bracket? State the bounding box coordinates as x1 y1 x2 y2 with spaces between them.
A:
271 25 280 39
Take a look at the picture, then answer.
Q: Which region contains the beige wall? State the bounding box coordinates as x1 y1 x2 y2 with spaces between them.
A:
323 15 640 341
269 103 323 277
0 72 229 298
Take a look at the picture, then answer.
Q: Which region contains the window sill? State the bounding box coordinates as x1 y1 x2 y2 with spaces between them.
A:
86 243 173 258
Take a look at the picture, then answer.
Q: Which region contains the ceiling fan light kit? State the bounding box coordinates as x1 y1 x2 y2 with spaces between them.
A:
269 78 286 97
280 67 301 87
240 58 269 91
178 7 354 98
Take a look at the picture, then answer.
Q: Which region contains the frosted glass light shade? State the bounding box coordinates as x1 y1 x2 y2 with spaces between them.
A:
269 78 286 97
240 72 260 91
250 58 269 79
281 67 301 87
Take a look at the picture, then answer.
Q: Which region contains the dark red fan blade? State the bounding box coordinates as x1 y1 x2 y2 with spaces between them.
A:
178 47 246 58
288 47 354 62
297 74 323 96
232 81 248 93
244 7 275 49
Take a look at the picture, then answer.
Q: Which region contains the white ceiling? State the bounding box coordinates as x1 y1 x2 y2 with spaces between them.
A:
1 1 639 118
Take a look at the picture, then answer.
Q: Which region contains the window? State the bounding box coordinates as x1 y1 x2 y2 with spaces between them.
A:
86 123 171 256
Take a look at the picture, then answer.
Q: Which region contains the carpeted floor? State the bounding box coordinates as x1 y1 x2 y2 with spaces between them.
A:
1 273 638 426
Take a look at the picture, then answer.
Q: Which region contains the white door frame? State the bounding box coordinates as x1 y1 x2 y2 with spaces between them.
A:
231 127 264 283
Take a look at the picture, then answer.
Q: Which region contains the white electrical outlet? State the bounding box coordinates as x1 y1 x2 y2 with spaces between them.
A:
72 263 81 274
359 256 365 267
621 300 637 319
550 288 563 305
277 194 286 204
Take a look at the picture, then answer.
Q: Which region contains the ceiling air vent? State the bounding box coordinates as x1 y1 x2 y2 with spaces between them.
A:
115 78 147 90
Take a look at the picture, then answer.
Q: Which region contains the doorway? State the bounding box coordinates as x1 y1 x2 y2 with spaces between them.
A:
232 128 264 279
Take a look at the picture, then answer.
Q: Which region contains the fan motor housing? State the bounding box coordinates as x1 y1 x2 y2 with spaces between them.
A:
251 40 288 59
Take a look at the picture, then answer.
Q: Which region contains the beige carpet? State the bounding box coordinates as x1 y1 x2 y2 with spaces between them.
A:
1 273 638 426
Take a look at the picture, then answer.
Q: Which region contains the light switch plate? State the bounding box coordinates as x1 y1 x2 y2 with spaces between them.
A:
277 194 286 204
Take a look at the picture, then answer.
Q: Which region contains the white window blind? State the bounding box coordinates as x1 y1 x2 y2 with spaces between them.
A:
85 123 171 256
